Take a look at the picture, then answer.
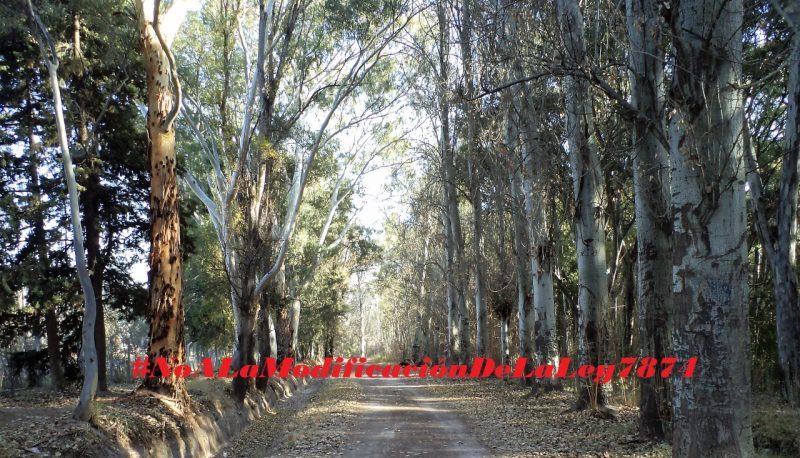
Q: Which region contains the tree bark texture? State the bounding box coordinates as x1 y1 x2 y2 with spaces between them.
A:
669 0 753 454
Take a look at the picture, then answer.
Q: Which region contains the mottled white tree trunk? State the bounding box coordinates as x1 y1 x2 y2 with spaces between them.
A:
556 0 610 408
437 0 467 363
510 161 534 376
625 0 672 437
517 93 558 386
28 0 99 421
669 0 753 454
459 0 487 357
500 314 510 366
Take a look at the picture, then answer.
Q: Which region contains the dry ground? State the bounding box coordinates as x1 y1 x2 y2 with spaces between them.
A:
1 377 798 457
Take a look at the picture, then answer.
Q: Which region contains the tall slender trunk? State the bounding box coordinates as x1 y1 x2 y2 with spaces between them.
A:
625 0 672 437
668 0 753 454
437 0 464 363
360 295 366 357
256 298 272 392
136 1 188 406
519 102 558 386
231 292 258 399
510 166 533 375
500 315 510 366
468 157 487 356
70 13 109 395
556 0 610 409
28 0 99 417
273 264 292 362
506 103 534 374
44 310 64 390
459 0 486 358
288 272 301 359
83 171 108 393
442 204 458 361
417 238 430 359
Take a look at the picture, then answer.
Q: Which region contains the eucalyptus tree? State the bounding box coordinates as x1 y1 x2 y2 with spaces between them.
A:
3 0 152 398
26 0 98 421
456 0 487 357
502 0 560 388
667 0 753 453
436 0 469 363
624 0 672 438
285 121 409 360
178 0 413 399
506 117 535 375
555 0 610 409
134 0 192 406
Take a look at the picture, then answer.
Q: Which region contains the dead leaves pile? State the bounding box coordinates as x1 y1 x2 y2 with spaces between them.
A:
216 379 358 457
414 379 671 458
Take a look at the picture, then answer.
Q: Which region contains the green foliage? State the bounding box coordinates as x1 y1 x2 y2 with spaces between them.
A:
0 0 151 385
184 217 234 352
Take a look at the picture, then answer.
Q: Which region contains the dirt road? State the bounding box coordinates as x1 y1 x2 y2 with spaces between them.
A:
222 376 490 457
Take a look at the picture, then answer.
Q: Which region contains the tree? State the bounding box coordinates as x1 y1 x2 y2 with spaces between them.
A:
27 0 98 421
179 0 413 400
668 0 753 454
457 0 487 357
625 0 672 437
555 0 610 409
134 0 191 406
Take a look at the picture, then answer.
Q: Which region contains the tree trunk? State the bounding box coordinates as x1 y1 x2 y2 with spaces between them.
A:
519 105 558 387
44 310 64 391
273 264 292 362
442 206 457 361
625 0 672 437
669 0 753 454
290 298 301 357
32 38 99 420
232 293 258 400
510 166 534 377
500 314 510 367
506 102 534 376
459 0 486 358
438 3 470 363
82 170 108 393
256 298 272 392
437 0 464 363
135 1 188 406
360 296 366 357
468 156 487 357
69 13 110 396
556 0 610 409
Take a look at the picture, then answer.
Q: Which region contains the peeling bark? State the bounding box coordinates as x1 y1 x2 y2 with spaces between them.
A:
135 0 188 406
625 0 672 438
668 0 753 454
556 0 610 409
